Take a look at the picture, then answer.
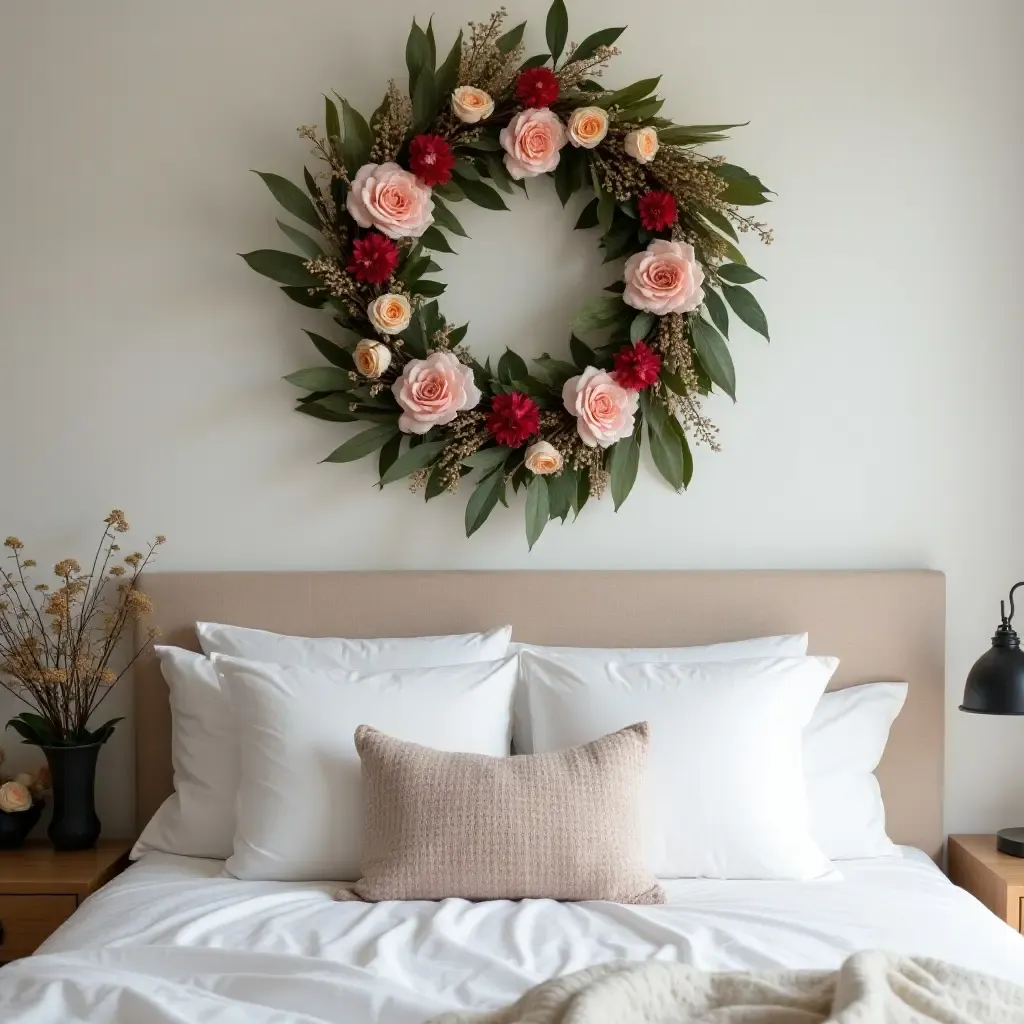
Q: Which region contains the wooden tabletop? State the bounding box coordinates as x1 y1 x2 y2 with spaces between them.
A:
0 840 133 896
948 834 1024 884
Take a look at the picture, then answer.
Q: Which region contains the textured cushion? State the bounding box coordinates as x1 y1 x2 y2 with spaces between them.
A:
338 723 665 904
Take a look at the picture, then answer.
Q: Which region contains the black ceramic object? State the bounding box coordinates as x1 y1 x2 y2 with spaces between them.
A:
43 743 101 851
0 799 44 849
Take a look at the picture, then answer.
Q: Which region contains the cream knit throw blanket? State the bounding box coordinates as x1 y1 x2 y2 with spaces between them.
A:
430 951 1024 1024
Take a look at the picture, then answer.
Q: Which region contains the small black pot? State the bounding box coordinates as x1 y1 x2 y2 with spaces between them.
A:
0 800 44 849
43 743 102 851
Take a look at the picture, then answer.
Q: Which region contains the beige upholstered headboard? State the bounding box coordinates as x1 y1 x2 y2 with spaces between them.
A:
134 570 945 857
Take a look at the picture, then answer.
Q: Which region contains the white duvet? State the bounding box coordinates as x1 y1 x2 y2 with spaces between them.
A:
2 849 1023 1023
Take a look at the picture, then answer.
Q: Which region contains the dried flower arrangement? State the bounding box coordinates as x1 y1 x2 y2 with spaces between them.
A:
1 512 164 747
244 2 772 548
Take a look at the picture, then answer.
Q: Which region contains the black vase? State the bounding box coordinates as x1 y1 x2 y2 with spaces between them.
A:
43 743 102 851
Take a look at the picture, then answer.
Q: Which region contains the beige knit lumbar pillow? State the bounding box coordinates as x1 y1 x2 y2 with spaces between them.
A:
337 722 664 904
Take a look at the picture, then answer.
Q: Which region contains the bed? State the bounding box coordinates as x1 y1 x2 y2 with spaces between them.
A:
3 570 1024 1023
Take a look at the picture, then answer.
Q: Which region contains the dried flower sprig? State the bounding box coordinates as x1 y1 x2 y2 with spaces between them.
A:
0 513 164 746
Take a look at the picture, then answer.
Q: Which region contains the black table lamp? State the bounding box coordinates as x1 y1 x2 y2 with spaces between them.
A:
960 581 1024 855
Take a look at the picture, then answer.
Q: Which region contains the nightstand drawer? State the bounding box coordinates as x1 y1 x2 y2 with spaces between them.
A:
0 894 77 960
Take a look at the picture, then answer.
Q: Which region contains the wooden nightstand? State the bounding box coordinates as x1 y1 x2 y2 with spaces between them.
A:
948 834 1024 931
0 839 132 961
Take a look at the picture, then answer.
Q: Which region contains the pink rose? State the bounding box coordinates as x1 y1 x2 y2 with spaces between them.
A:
392 352 482 434
622 240 705 316
562 367 639 448
499 108 567 179
346 162 434 239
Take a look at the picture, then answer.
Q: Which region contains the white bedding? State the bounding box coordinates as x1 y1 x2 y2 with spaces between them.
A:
2 848 1023 1023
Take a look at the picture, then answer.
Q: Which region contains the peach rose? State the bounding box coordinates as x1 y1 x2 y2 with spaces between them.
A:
354 339 392 378
0 780 32 813
567 106 609 149
392 351 481 434
524 441 563 475
623 239 705 315
624 127 659 164
451 86 495 124
499 108 567 179
367 293 411 336
346 162 434 239
562 367 639 449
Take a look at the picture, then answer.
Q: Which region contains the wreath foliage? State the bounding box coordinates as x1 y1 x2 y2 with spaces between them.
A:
243 2 773 547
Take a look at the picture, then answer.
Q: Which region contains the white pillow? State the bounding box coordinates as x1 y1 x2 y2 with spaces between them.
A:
216 654 519 882
512 634 808 752
197 622 512 668
805 682 907 860
132 648 233 860
518 652 837 880
133 624 512 862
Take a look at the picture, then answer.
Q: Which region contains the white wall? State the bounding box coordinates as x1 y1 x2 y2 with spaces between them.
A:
1 0 1022 838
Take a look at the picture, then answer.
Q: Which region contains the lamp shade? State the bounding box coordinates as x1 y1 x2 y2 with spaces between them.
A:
960 630 1024 714
961 580 1024 715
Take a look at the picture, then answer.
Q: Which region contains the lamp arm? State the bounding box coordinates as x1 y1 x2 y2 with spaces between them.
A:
1003 582 1024 627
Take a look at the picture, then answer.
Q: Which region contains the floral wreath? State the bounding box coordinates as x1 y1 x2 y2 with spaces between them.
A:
243 2 772 547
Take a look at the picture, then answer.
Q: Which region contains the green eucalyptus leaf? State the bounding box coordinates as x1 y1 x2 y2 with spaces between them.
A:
304 330 355 369
458 177 508 211
340 100 373 177
572 468 591 518
380 439 447 485
569 334 596 369
280 285 326 308
449 323 469 345
452 158 482 181
484 154 514 194
409 279 447 297
642 393 684 491
406 19 432 95
520 53 551 69
532 355 578 389
718 263 764 284
690 317 736 400
608 426 641 511
432 196 469 237
496 20 526 53
424 17 437 69
667 414 694 487
703 289 729 337
630 311 656 343
283 366 352 391
465 467 505 537
497 348 529 384
419 226 456 254
241 250 319 286
545 465 577 521
433 180 464 202
411 70 439 135
298 401 356 423
323 423 399 463
325 96 341 141
570 26 625 63
575 198 599 230
572 293 623 334
596 76 660 110
252 172 321 230
721 284 770 341
435 30 463 99
277 220 323 259
525 475 550 550
696 205 737 241
462 445 511 472
545 0 569 63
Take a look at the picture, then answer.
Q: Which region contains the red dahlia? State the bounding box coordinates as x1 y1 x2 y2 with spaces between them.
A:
613 341 662 390
408 133 456 187
515 67 560 108
636 190 678 232
487 391 540 448
346 231 399 284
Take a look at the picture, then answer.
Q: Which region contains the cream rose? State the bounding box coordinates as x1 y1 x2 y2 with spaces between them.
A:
451 86 495 124
346 162 434 239
623 239 705 315
0 780 32 813
499 108 567 179
524 440 564 475
367 293 412 336
567 106 609 149
624 126 659 164
392 351 482 434
562 367 639 449
354 339 392 378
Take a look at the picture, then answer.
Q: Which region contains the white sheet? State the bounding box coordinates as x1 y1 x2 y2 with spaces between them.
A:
2 849 1023 1023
